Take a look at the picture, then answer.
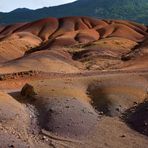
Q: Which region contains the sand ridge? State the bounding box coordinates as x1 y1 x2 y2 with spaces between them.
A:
0 17 147 73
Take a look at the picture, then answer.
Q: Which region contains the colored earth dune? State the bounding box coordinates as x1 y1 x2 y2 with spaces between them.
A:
0 16 148 148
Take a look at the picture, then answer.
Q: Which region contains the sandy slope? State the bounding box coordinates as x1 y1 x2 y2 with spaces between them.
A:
0 16 148 148
0 72 148 147
0 16 147 73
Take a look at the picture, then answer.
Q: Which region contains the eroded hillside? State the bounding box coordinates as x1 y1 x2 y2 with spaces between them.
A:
0 17 148 148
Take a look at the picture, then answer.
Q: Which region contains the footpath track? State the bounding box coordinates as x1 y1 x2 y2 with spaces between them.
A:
0 69 148 81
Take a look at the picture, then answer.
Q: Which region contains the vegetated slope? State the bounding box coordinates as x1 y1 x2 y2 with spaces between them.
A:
0 16 148 74
0 0 148 24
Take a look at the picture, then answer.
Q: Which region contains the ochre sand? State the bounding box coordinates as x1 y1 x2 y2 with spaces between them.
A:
0 16 148 147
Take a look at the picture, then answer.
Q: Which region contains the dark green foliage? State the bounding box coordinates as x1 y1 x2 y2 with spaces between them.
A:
0 0 148 24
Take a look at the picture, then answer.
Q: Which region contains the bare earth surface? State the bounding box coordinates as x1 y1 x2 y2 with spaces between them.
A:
0 16 148 148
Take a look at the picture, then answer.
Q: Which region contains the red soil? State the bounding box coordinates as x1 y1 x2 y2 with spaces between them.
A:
0 16 148 148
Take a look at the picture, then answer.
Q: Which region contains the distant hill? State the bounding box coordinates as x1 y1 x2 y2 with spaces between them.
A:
0 0 148 24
